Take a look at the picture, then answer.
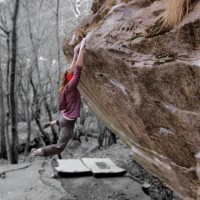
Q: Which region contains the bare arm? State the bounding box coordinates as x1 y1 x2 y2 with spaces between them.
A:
68 43 81 73
68 54 77 73
76 38 86 67
67 66 82 90
67 38 86 90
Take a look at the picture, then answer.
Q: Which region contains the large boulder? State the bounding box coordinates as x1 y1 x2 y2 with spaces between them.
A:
63 0 200 199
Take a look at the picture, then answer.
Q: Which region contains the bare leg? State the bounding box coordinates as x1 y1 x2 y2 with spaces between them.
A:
50 120 57 126
32 148 43 156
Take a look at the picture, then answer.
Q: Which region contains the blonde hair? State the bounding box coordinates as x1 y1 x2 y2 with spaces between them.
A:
58 70 69 94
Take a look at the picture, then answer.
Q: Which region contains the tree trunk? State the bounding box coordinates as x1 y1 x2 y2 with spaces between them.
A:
0 38 8 159
30 77 51 145
32 112 51 145
0 23 12 161
5 32 11 161
17 63 32 158
24 97 31 156
17 83 26 121
44 98 58 144
97 120 117 148
108 131 117 146
10 0 20 164
56 0 61 89
97 120 106 148
24 77 32 157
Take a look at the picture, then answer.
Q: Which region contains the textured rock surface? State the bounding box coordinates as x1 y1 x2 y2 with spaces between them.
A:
63 0 200 199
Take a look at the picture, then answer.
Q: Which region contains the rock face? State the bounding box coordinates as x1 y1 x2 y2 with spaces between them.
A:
63 0 200 199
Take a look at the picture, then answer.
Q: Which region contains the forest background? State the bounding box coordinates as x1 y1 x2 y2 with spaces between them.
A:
0 0 93 164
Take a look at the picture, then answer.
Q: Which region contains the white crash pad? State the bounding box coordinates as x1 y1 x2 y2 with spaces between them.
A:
81 158 126 174
54 159 91 173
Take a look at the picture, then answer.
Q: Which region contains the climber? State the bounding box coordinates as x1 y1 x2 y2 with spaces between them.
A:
31 37 86 159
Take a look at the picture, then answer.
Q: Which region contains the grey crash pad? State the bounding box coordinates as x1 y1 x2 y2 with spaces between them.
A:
81 158 126 175
54 159 91 173
54 158 126 176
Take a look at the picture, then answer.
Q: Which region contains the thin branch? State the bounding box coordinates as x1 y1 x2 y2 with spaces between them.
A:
70 0 80 18
0 24 10 35
40 1 73 18
39 0 44 9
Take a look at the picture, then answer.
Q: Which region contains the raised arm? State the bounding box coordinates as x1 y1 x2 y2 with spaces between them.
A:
76 38 86 67
67 38 86 90
68 44 80 73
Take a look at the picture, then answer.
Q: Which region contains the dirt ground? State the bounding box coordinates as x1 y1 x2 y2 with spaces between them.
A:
0 137 181 200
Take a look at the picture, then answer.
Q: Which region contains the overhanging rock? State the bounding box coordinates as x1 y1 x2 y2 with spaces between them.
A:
63 0 200 199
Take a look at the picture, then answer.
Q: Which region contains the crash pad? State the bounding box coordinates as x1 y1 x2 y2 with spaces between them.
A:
81 158 126 176
54 159 91 174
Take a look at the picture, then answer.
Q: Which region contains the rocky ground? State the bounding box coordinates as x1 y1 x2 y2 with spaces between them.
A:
0 135 181 200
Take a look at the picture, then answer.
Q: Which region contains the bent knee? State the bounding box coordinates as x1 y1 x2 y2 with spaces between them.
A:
56 144 66 153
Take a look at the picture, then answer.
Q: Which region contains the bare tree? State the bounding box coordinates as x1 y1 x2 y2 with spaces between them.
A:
97 120 117 148
24 0 54 146
10 0 20 164
0 37 8 159
16 59 32 157
30 77 51 145
24 80 32 157
0 6 11 161
56 0 61 89
44 96 58 144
